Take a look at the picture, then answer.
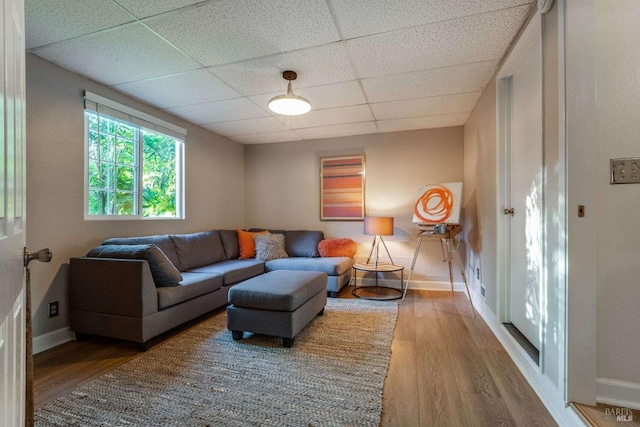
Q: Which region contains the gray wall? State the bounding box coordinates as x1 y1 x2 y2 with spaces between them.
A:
595 0 640 384
244 127 465 286
26 54 245 339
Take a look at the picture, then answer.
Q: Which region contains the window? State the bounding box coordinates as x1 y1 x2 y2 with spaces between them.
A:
84 91 185 219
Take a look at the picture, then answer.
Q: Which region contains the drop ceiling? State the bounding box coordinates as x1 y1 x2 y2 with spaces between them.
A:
26 0 534 144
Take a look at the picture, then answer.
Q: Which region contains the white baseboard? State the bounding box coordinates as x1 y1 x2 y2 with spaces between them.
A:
33 327 74 354
355 277 466 292
407 279 466 292
597 377 640 410
479 301 585 427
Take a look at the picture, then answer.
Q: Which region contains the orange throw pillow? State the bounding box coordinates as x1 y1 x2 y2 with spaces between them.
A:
237 229 268 259
318 238 357 257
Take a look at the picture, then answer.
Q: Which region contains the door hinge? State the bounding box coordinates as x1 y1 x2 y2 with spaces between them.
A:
503 208 515 216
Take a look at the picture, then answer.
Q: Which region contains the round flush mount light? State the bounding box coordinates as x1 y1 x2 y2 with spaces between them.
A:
268 71 311 116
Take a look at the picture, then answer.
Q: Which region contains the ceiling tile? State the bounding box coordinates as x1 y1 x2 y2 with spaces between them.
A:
295 122 377 140
31 23 201 86
276 105 373 129
112 69 241 108
145 0 340 66
362 60 497 103
210 43 356 97
231 131 303 145
330 0 533 39
203 117 288 137
346 6 531 78
26 0 135 49
113 0 209 19
249 80 367 111
371 92 481 121
377 113 470 133
167 97 269 124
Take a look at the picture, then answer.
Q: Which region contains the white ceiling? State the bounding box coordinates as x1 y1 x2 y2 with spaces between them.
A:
26 0 534 144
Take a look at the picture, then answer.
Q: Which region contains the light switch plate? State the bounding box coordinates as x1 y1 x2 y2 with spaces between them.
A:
610 158 640 184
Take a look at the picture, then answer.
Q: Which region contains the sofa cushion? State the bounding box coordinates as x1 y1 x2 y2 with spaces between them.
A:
266 256 354 276
87 244 182 287
102 235 180 268
228 270 327 312
254 233 289 262
318 238 357 258
170 230 226 271
219 229 240 260
189 259 265 286
284 230 324 257
237 229 268 259
156 272 222 310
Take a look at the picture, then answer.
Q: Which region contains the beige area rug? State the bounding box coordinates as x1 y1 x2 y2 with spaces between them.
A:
36 298 398 427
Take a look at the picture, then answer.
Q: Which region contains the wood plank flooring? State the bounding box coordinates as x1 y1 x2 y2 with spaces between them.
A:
34 289 562 425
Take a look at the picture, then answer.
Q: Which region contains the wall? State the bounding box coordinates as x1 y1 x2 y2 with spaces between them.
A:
26 54 245 346
244 127 464 287
595 0 640 386
462 77 498 313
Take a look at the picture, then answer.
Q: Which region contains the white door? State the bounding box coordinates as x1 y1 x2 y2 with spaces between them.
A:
0 0 27 425
507 38 543 350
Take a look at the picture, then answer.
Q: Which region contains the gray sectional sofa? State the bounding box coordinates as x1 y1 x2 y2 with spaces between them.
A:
69 229 353 349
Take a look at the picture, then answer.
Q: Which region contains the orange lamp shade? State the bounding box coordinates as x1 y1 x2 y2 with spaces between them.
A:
363 216 394 236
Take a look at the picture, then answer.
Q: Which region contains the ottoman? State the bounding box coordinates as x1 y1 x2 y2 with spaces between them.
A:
227 270 328 348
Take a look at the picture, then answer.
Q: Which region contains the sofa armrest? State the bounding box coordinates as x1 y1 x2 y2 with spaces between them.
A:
70 257 159 318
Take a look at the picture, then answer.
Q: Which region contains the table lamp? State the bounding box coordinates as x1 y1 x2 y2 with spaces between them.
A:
364 216 394 267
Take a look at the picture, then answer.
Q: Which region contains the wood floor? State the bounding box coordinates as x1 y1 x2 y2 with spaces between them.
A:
35 289 564 425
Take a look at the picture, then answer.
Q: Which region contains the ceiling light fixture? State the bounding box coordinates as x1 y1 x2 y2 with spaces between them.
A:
268 71 311 116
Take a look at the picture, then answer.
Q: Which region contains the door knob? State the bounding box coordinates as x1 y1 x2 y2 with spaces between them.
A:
23 247 52 267
503 208 515 216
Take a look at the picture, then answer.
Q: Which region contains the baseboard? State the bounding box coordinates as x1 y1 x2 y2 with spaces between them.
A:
33 326 74 354
479 301 585 427
597 377 640 410
356 277 466 292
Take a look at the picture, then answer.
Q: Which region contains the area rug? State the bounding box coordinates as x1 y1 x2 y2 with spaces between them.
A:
35 298 398 426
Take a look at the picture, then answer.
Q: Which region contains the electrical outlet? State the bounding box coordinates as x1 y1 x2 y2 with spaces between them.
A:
476 267 480 280
49 301 59 318
480 286 486 298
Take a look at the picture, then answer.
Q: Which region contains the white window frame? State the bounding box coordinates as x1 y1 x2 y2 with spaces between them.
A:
83 91 186 221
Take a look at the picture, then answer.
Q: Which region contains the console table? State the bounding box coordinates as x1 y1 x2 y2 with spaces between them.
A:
407 224 476 315
352 262 405 301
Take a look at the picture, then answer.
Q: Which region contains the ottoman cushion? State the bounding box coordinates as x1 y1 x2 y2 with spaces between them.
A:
228 270 326 312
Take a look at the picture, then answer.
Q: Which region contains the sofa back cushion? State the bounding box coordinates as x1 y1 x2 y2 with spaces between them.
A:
102 234 180 268
284 230 324 257
170 230 226 271
219 229 240 259
87 244 182 287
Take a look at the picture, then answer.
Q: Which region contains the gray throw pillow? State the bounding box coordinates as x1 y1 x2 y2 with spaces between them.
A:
87 244 182 287
284 230 324 257
254 233 289 262
102 234 180 268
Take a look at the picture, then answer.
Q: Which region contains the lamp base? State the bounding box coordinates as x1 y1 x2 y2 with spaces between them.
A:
366 235 394 268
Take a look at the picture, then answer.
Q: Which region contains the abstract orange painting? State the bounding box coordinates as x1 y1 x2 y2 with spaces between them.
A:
320 155 365 221
412 182 463 225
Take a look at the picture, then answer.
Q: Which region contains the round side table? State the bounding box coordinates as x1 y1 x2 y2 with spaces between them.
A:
352 262 405 301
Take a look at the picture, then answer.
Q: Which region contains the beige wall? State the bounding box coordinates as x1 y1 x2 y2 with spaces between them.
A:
244 127 465 286
462 77 498 313
26 54 245 339
595 0 640 384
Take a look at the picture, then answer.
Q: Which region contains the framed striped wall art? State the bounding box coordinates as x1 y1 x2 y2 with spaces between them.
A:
320 155 365 221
